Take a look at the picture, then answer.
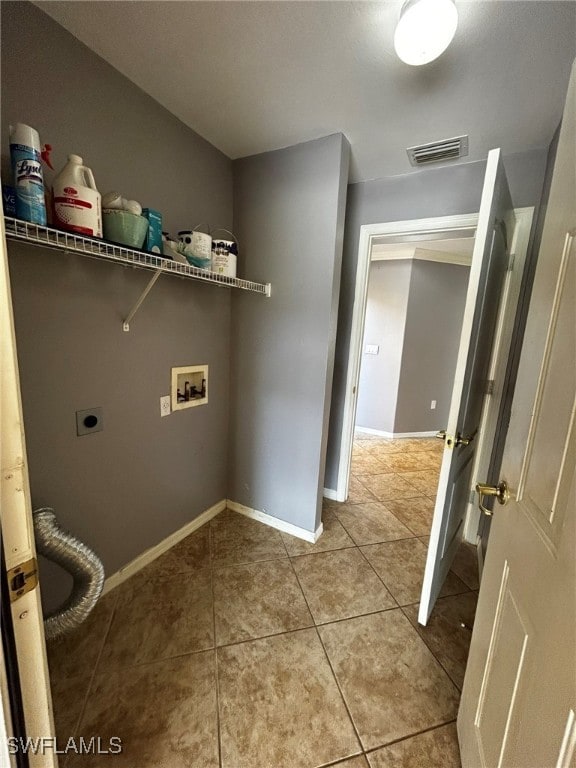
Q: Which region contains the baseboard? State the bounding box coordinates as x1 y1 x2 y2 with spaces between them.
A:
226 499 322 544
355 427 438 439
102 498 227 595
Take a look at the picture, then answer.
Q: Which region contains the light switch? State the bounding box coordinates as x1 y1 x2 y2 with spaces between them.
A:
430 400 437 410
365 344 379 355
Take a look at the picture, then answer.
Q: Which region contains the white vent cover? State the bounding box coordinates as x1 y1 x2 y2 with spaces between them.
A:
407 135 469 167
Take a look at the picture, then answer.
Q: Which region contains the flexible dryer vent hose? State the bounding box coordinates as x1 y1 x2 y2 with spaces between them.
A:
32 507 105 641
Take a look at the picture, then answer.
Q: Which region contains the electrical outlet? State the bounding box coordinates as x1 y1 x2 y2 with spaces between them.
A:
430 400 437 410
365 344 379 355
160 395 171 417
76 407 104 436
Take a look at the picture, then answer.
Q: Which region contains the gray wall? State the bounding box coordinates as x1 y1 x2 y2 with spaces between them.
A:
324 149 548 491
229 134 350 533
355 261 411 434
356 259 469 435
395 260 469 433
2 2 233 611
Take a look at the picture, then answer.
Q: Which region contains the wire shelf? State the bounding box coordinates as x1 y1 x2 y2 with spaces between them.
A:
4 217 270 296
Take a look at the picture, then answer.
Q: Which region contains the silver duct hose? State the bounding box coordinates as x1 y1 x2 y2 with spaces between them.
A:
33 507 105 641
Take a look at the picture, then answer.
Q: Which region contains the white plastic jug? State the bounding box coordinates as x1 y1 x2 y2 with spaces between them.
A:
52 154 102 237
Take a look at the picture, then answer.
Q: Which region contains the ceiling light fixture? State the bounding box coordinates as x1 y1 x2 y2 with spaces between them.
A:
394 0 458 66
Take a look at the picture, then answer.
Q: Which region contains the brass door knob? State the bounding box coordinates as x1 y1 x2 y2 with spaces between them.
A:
475 481 510 516
435 430 447 441
455 429 476 447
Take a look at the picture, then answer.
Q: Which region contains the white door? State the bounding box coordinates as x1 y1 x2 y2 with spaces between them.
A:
462 206 534 551
418 148 515 625
0 214 57 766
458 62 576 768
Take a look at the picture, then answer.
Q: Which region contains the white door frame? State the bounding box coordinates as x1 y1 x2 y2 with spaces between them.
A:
0 213 56 766
330 209 534 523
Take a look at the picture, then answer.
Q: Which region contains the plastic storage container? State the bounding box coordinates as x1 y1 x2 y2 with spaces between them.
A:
52 154 102 237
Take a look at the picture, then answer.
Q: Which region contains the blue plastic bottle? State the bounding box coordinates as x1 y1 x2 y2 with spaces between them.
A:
9 123 47 225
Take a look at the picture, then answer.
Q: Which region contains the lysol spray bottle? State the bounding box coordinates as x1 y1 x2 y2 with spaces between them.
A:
9 123 47 225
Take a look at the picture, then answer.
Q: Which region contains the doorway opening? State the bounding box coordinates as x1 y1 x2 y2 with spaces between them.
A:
355 232 473 443
330 208 534 552
349 229 474 575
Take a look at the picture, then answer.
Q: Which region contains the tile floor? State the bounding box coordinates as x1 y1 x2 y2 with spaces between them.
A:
47 434 479 768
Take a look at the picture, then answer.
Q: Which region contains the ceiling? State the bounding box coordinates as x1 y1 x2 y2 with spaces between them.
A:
37 1 576 183
371 236 474 264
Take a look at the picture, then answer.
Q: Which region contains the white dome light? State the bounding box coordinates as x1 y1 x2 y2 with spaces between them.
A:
394 0 458 66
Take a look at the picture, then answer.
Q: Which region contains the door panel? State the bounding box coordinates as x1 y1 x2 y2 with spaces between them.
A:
458 61 575 768
419 149 514 624
441 452 474 557
475 564 531 768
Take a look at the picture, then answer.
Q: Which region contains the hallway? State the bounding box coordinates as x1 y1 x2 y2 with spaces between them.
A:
48 435 479 767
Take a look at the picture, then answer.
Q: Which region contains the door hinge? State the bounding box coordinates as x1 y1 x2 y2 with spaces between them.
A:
486 379 495 395
508 252 516 271
8 557 38 603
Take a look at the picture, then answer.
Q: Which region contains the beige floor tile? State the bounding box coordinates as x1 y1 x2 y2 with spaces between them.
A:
50 672 92 741
360 473 421 501
319 611 460 750
348 475 379 503
397 439 440 453
323 495 342 511
282 509 354 556
213 559 313 645
408 451 442 471
383 497 435 536
140 525 211 579
361 539 469 606
98 568 213 670
400 470 440 494
292 548 396 623
450 541 480 590
379 452 431 473
335 757 370 767
218 629 361 768
211 509 287 565
352 452 395 475
69 651 219 768
47 590 118 680
411 438 442 452
402 591 478 689
361 440 406 455
334 502 414 546
367 722 461 767
350 450 379 475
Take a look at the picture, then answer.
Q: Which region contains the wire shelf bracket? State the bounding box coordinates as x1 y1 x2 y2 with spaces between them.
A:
122 269 163 332
4 217 271 330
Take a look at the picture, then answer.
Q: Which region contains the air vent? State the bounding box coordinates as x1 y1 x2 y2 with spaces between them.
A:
407 135 469 167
